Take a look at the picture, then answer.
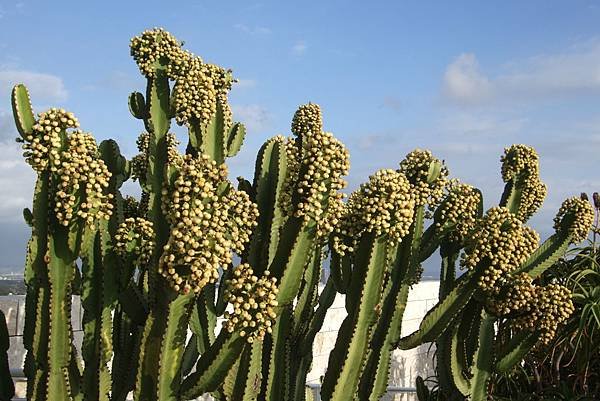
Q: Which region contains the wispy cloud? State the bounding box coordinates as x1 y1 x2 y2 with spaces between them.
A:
234 23 271 35
232 104 270 133
291 40 307 56
443 40 600 105
0 70 67 102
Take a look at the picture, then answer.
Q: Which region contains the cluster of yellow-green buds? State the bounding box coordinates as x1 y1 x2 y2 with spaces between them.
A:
553 197 595 243
513 283 575 345
398 149 448 217
158 154 258 294
434 182 481 243
53 131 114 226
130 132 149 183
20 108 79 172
282 103 350 238
222 265 279 343
500 145 547 221
115 217 155 265
487 272 535 316
333 169 415 255
461 207 539 294
130 28 234 130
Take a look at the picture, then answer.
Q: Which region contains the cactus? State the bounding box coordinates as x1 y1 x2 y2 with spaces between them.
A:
400 145 594 401
9 27 596 401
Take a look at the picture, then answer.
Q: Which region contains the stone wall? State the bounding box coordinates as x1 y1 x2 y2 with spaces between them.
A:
1 280 440 399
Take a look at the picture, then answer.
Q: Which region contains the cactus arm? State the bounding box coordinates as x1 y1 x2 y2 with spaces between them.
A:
23 175 51 400
226 122 246 157
181 335 200 377
229 339 263 401
469 312 495 401
358 206 425 401
516 231 571 278
47 229 78 400
0 310 15 401
298 278 336 354
247 137 288 275
495 331 539 373
270 218 316 306
261 308 292 401
292 247 321 335
11 84 35 138
448 318 472 396
129 92 147 120
330 250 352 294
179 331 246 399
320 233 388 401
193 100 225 164
156 293 195 401
398 271 479 350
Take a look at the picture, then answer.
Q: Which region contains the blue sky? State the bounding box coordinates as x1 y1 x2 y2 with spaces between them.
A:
1 0 600 271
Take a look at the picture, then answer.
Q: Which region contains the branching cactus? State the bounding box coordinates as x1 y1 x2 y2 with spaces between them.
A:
12 85 115 401
400 145 594 401
9 27 595 401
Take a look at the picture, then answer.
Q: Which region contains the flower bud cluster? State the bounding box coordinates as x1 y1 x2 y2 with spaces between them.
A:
21 108 79 171
553 197 594 243
131 132 149 182
333 169 415 255
159 154 258 294
500 145 547 221
513 283 575 345
398 149 448 216
461 207 539 293
487 273 535 316
114 217 154 265
291 103 322 137
171 56 217 127
222 265 278 343
130 28 184 78
130 28 234 130
280 104 349 237
54 131 113 226
435 182 481 242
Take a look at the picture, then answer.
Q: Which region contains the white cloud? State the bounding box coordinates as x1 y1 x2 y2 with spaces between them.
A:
443 41 600 105
443 53 493 104
0 70 67 103
0 141 35 223
291 40 307 56
234 23 271 35
231 104 270 133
